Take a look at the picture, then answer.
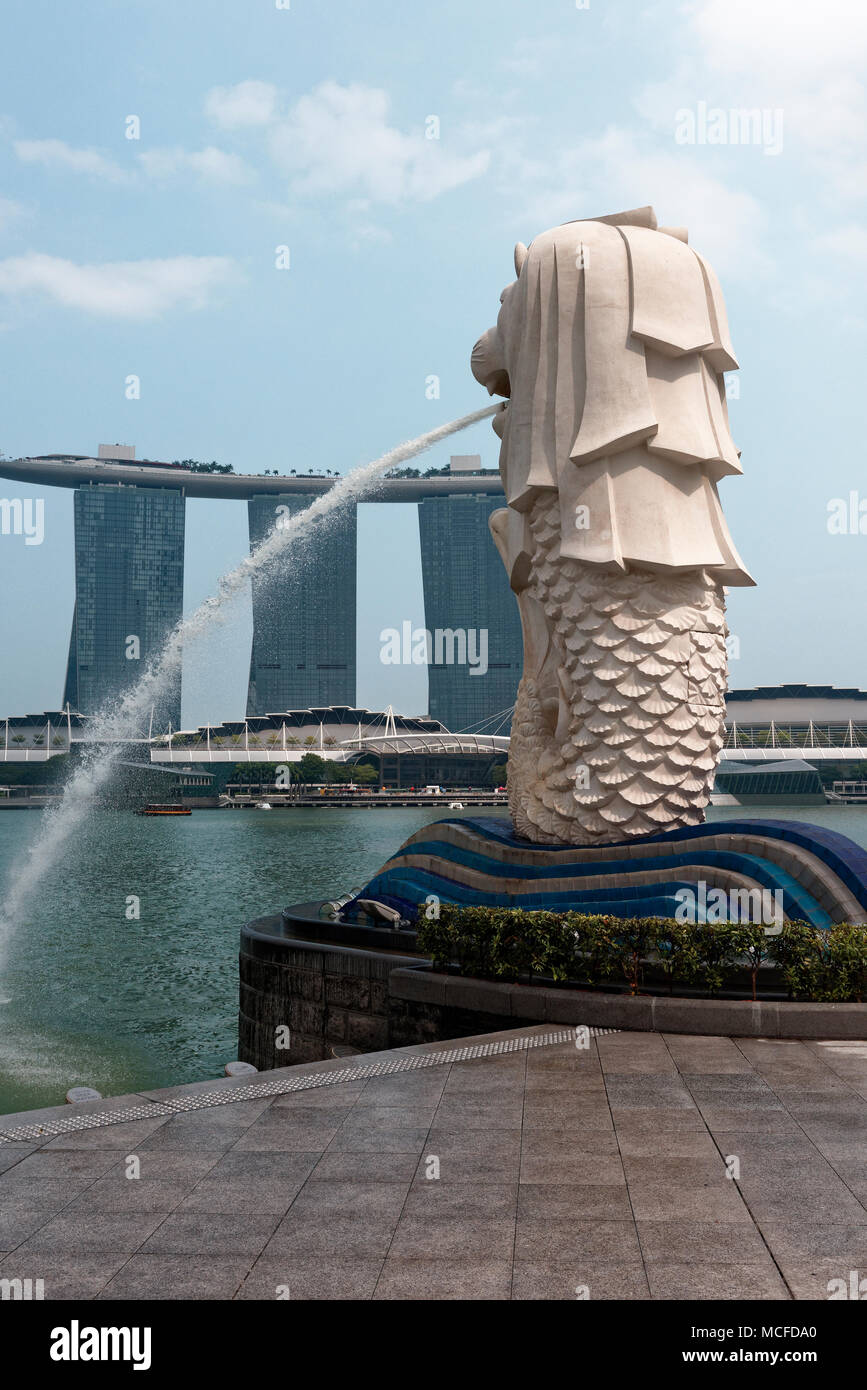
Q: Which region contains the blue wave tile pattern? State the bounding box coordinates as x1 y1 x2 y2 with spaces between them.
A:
346 818 867 929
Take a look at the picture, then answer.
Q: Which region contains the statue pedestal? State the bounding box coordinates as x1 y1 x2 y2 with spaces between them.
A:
346 816 867 928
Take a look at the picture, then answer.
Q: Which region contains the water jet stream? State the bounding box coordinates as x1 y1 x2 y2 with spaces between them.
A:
0 405 499 962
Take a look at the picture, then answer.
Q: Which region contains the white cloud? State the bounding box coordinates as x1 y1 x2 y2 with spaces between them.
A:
638 0 867 201
514 127 768 279
812 225 867 264
0 197 25 232
13 138 128 183
350 223 393 248
0 252 236 319
692 0 867 79
139 146 250 185
268 81 489 203
14 134 249 190
500 37 562 78
458 115 525 147
205 80 278 129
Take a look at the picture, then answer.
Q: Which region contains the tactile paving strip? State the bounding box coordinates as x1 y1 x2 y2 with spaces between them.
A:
0 1026 618 1143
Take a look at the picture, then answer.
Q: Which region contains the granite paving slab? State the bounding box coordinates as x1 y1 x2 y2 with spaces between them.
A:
374 1258 513 1300
1 1022 865 1299
98 1254 252 1301
645 1261 789 1300
0 1251 133 1300
0 1143 38 1174
236 1256 383 1300
511 1260 651 1300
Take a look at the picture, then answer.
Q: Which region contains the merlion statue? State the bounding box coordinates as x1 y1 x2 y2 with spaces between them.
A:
471 205 753 846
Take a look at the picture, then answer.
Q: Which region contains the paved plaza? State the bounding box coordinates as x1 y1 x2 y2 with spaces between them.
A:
1 1026 866 1300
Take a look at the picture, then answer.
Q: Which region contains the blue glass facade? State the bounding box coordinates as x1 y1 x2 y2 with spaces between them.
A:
418 494 522 732
56 479 518 734
62 484 185 729
246 493 357 714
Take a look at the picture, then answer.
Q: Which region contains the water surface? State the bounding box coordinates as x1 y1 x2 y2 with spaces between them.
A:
1 804 865 1114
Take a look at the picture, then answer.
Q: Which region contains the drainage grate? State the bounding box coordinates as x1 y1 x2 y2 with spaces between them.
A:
0 1026 618 1143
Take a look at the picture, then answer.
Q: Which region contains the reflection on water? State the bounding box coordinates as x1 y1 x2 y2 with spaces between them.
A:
0 804 864 1114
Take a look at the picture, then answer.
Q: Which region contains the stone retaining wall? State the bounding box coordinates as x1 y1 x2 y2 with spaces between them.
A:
238 916 420 1068
239 915 867 1068
388 969 867 1041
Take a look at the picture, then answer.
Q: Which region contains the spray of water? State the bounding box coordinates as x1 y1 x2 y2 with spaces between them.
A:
0 405 499 959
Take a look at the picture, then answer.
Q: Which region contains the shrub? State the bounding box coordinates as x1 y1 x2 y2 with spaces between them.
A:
775 921 867 1002
565 913 618 986
654 919 701 994
541 914 586 983
414 905 867 1003
829 923 867 1002
737 922 781 1002
772 920 824 999
688 922 753 997
607 916 661 996
488 909 536 982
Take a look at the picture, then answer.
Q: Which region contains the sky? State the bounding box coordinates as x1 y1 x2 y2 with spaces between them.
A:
1 0 866 727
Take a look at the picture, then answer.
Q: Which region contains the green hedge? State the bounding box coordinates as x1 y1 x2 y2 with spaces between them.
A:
416 907 867 1003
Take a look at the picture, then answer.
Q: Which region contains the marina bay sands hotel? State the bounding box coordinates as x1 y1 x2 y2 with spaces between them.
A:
1 446 522 733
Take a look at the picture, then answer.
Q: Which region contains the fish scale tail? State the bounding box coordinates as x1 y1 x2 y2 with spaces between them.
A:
509 496 728 845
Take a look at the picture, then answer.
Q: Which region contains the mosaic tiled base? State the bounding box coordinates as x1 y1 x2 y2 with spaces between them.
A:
349 817 867 929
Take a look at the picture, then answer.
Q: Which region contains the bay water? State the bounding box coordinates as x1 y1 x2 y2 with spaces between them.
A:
0 804 865 1115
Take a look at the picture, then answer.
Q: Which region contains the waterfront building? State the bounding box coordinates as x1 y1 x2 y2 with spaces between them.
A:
246 495 357 715
18 441 867 749
418 474 522 733
723 685 867 755
3 447 512 726
148 705 508 789
712 758 827 806
63 476 185 730
5 689 867 802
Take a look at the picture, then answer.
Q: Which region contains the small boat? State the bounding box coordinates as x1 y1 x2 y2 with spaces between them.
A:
254 801 273 810
135 804 192 816
448 801 464 809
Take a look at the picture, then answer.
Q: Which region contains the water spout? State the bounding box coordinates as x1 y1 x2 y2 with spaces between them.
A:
0 405 498 964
